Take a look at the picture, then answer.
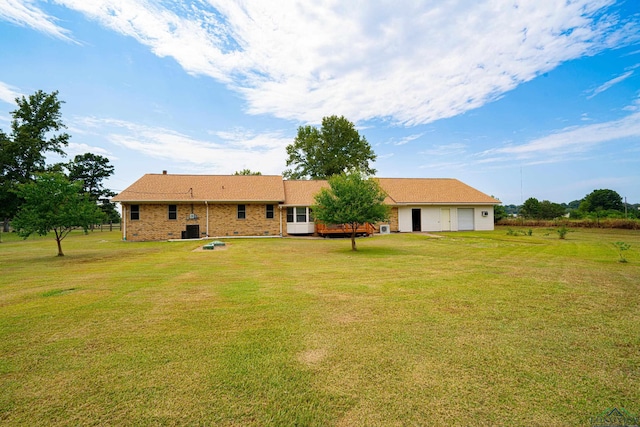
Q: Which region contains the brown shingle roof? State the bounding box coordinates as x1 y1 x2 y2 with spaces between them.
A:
112 174 499 206
112 174 285 202
283 180 329 205
377 178 500 205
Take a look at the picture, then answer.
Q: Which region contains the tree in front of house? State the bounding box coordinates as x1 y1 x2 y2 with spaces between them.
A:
313 172 389 251
0 90 70 231
11 172 105 256
283 115 376 180
66 153 119 224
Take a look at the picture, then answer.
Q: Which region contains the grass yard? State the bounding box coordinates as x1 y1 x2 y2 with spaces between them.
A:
1 227 639 426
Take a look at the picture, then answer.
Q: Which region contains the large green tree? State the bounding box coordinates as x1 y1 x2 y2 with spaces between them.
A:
284 115 376 179
520 197 566 219
520 197 540 219
313 172 389 251
0 90 69 230
67 153 119 223
579 189 624 213
12 173 105 256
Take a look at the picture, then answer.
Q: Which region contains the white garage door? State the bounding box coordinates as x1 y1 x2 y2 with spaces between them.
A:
458 208 474 231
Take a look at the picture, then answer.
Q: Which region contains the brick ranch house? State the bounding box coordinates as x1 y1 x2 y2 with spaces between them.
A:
111 173 500 241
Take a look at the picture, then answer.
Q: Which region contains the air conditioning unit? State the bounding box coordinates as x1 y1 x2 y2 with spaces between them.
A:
188 213 197 220
379 224 390 234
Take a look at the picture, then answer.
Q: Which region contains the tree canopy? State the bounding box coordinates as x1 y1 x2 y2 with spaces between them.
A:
579 189 623 213
313 172 389 251
11 173 105 256
284 115 376 180
520 197 566 220
66 153 119 223
1 90 70 229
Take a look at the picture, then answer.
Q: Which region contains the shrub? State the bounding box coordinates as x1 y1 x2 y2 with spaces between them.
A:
614 242 631 263
557 226 569 239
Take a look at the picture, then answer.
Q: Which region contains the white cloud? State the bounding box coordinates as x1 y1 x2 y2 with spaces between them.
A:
0 0 74 41
0 81 23 104
587 70 634 99
7 1 640 125
78 117 290 174
482 111 640 161
420 143 467 156
386 133 425 146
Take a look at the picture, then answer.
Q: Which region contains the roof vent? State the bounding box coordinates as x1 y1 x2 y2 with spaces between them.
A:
162 170 167 175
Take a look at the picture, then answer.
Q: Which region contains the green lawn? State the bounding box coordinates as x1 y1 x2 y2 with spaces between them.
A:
1 227 639 426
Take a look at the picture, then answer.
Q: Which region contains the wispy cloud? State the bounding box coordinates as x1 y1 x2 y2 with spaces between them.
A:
420 143 467 156
5 1 640 126
0 81 23 104
587 70 634 99
77 117 290 174
0 0 75 42
482 111 640 162
389 133 424 146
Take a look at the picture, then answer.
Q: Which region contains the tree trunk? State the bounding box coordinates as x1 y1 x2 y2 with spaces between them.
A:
351 223 357 251
2 218 9 233
55 230 64 256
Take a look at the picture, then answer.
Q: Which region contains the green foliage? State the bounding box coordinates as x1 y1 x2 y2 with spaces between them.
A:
520 197 566 220
520 197 540 219
234 169 262 175
11 172 105 256
284 115 376 179
539 200 566 219
66 153 115 199
313 172 389 250
66 153 118 223
492 198 507 223
506 228 533 236
614 241 631 263
557 225 569 239
580 189 623 213
0 90 70 225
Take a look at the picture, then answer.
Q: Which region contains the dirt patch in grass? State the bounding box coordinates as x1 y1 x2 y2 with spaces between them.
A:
297 348 328 366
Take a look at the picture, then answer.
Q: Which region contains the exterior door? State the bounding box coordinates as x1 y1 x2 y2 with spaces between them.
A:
412 208 421 232
186 224 200 239
458 209 474 231
441 209 451 231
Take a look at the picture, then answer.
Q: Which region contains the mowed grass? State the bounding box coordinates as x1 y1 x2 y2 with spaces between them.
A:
0 227 639 426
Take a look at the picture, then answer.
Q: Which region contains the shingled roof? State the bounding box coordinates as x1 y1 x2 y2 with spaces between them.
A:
282 180 329 205
377 178 499 205
112 174 499 205
111 174 285 202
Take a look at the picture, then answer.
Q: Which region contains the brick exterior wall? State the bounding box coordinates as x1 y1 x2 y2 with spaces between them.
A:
122 203 280 241
122 203 401 241
389 207 399 232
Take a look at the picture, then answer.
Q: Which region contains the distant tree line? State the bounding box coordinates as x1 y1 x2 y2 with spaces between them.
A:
495 189 638 222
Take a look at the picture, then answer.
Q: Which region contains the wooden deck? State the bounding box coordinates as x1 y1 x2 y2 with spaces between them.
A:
316 222 376 237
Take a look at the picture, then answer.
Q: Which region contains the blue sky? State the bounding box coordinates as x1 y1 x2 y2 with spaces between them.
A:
1 0 639 205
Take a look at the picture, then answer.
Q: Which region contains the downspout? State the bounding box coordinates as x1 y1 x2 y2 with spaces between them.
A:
279 205 283 236
205 201 209 237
